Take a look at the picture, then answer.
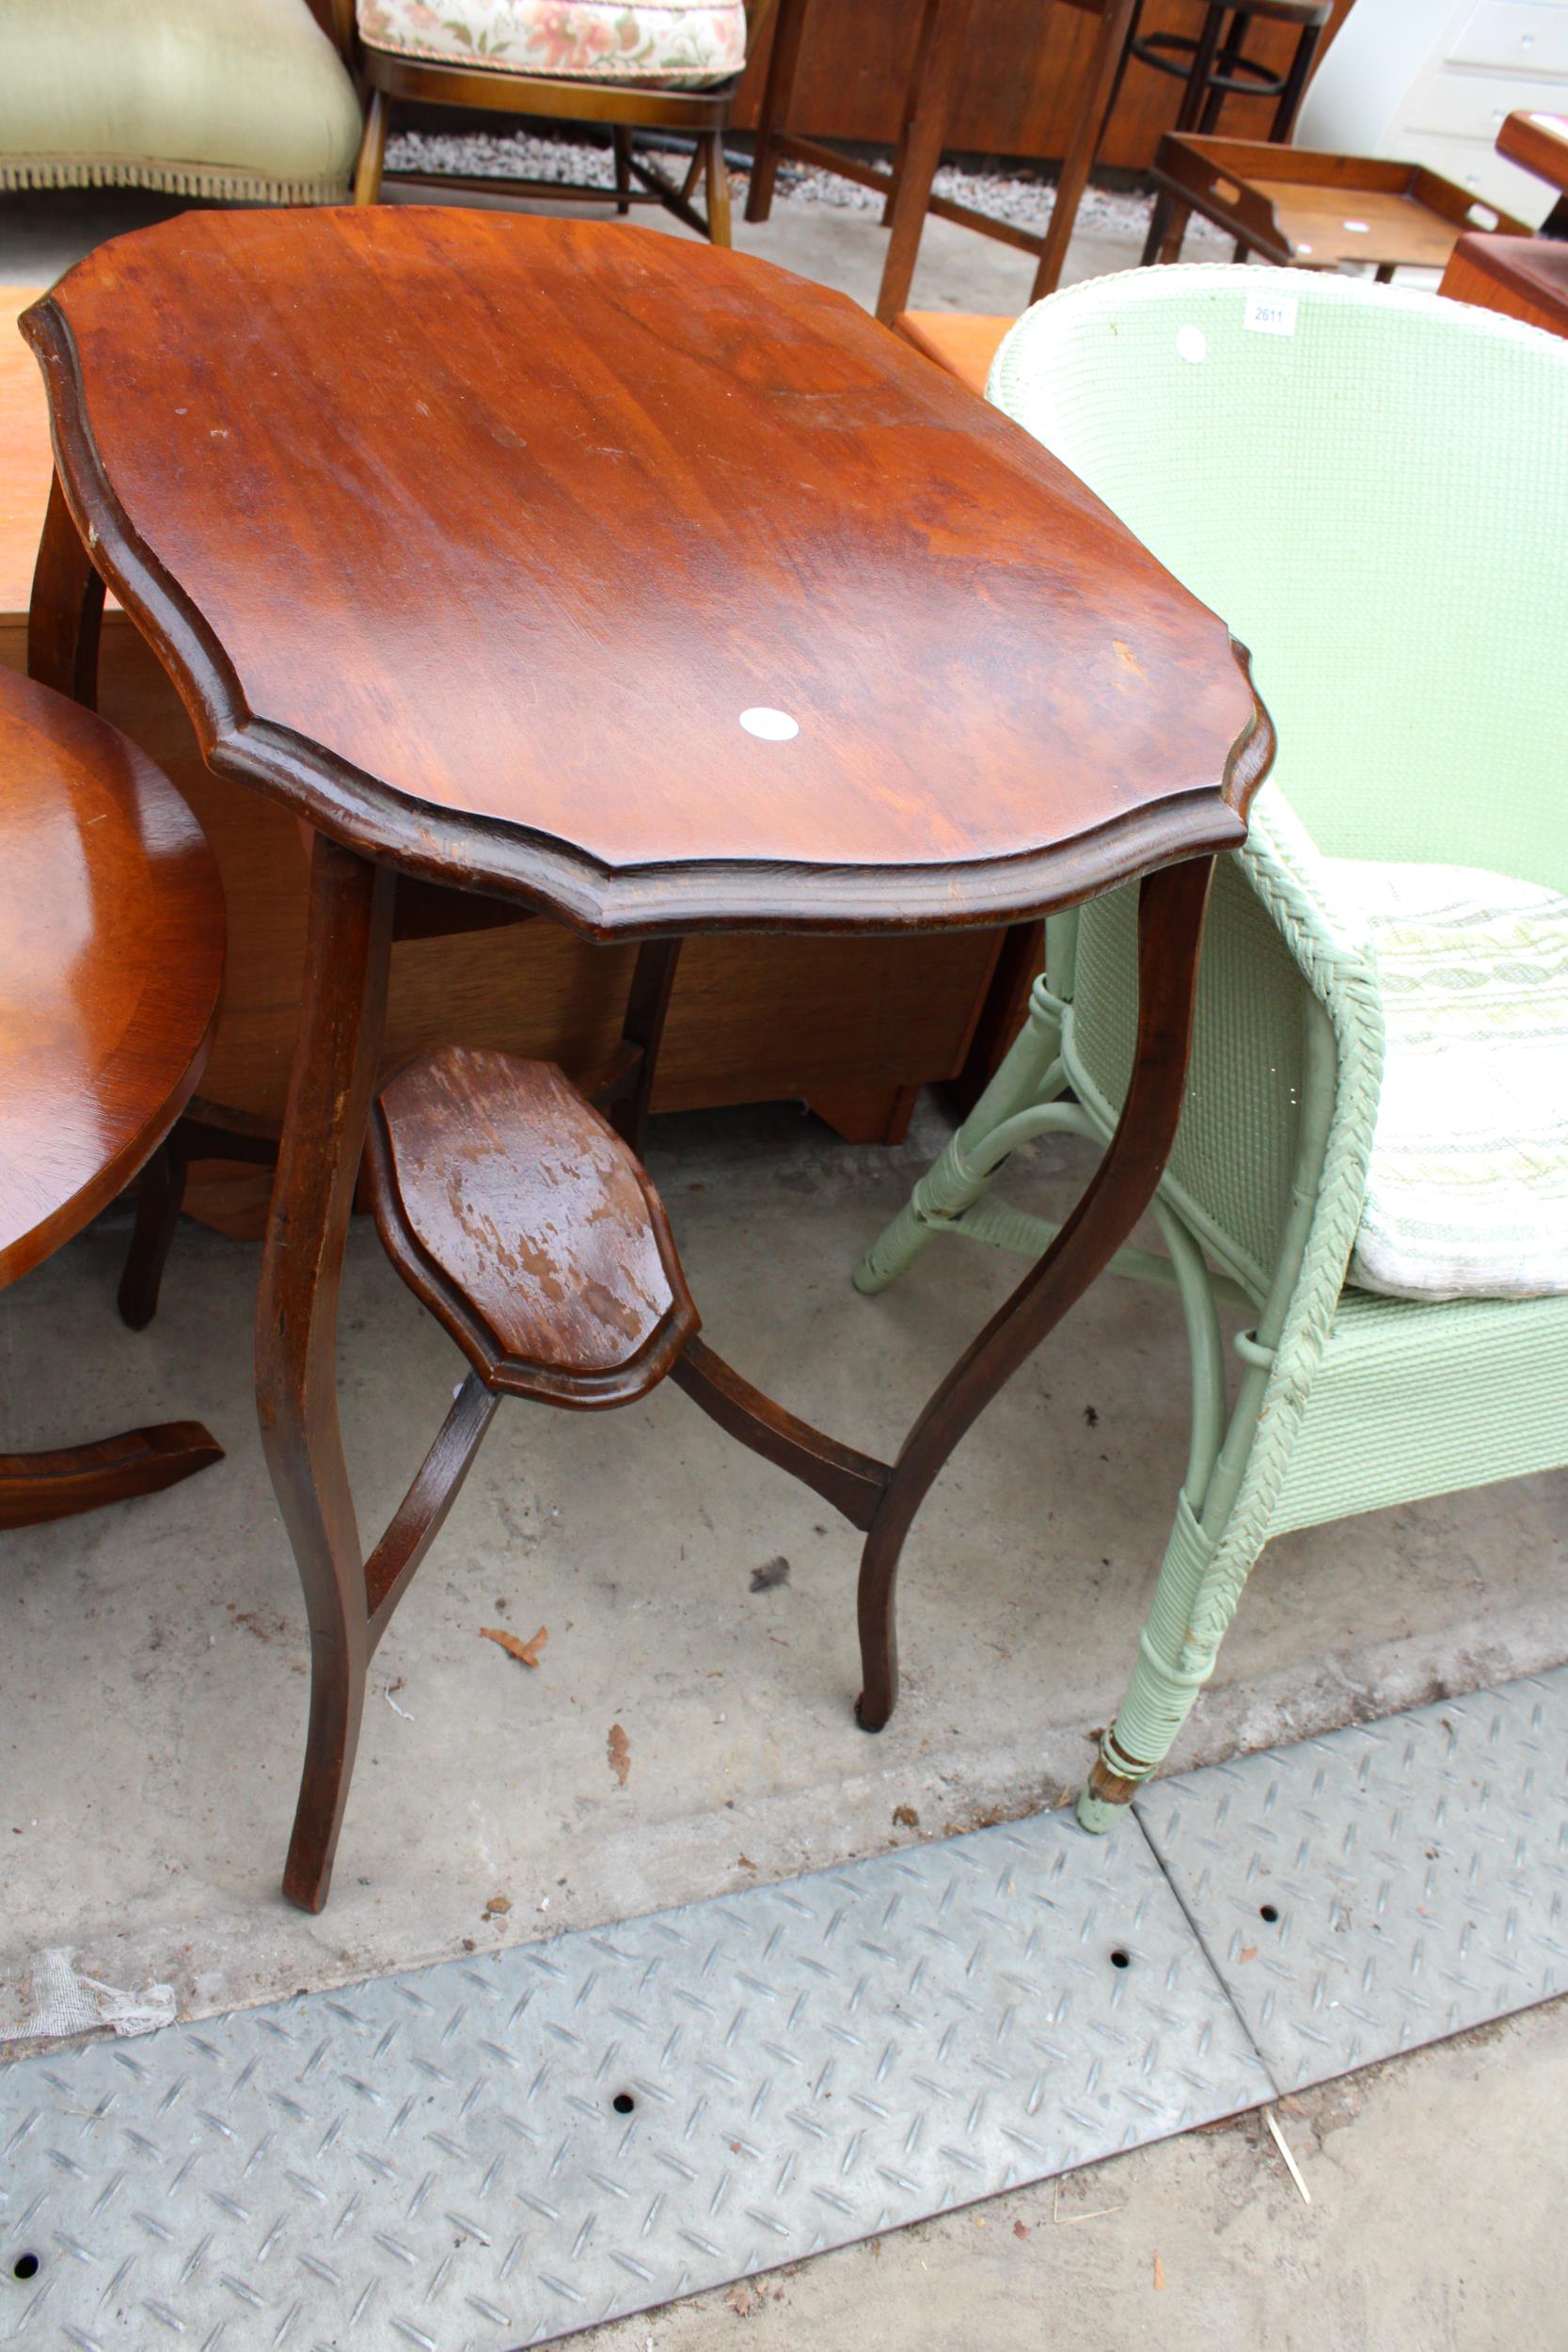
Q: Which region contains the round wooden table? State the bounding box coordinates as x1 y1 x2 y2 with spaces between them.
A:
0 669 224 1526
25 208 1271 1908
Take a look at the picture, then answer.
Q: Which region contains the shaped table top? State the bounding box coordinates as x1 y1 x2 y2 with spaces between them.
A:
25 209 1268 938
0 673 222 1288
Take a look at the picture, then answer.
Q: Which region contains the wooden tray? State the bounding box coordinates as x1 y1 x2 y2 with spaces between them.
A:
1151 135 1533 274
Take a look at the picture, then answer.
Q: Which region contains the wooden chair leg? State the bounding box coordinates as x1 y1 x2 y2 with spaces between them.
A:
1196 5 1249 132
613 124 633 214
353 87 388 205
0 1423 223 1530
874 0 975 326
28 472 104 709
1031 0 1139 301
118 1136 188 1331
257 832 395 1915
881 0 942 227
855 857 1214 1731
705 130 734 246
598 938 682 1152
1271 19 1323 140
746 0 811 223
1143 1 1227 264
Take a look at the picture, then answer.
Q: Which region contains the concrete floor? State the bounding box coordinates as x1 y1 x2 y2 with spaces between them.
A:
5 1108 1563 2026
0 171 1558 2344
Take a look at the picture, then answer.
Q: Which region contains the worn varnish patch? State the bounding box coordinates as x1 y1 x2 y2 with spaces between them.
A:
366 1046 699 1406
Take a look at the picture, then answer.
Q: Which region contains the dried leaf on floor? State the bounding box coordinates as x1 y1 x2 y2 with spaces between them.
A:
481 1625 547 1668
749 1556 790 1593
609 1723 631 1788
724 2283 752 2316
1238 1943 1259 1963
1013 2220 1030 2239
892 1804 920 1830
1153 2252 1166 2292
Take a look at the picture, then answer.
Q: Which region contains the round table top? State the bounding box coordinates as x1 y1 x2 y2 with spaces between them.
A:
0 671 224 1289
26 209 1269 939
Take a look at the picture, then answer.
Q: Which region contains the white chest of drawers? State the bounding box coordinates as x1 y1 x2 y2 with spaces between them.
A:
1297 0 1568 227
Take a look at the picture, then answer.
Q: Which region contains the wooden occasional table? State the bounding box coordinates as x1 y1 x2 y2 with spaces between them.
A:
25 209 1271 1907
0 670 224 1526
1 288 1027 1252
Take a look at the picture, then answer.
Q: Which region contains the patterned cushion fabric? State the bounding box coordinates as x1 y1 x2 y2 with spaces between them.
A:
1331 860 1568 1301
357 1 747 85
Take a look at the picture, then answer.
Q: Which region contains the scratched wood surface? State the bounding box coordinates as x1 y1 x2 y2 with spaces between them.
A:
369 1047 699 1406
0 669 223 1286
28 209 1262 939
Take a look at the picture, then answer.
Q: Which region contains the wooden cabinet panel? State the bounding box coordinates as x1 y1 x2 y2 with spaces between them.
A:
735 0 1354 171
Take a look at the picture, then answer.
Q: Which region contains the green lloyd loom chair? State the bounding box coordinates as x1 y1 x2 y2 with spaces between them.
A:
856 265 1568 1831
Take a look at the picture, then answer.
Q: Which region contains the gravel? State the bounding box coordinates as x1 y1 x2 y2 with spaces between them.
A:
384 126 1230 246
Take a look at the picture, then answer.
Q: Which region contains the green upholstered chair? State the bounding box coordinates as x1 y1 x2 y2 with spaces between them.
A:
0 0 362 206
855 265 1568 1830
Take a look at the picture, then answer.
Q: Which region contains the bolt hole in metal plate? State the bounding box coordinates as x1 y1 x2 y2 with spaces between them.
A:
1134 1669 1568 2092
0 1811 1267 2350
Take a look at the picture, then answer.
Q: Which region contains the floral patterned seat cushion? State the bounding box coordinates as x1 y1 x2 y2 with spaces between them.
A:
357 1 747 86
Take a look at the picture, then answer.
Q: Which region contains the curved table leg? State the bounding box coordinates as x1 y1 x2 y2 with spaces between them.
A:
257 833 394 1915
28 470 105 708
0 1422 223 1529
855 857 1214 1730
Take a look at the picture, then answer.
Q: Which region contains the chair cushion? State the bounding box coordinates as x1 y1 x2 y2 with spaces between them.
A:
1333 860 1568 1301
0 0 362 203
357 0 746 85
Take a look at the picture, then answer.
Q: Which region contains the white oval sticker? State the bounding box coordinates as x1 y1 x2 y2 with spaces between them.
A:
739 707 800 741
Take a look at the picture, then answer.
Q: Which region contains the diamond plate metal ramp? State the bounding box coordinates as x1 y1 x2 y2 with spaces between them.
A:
1137 1668 1568 2091
0 1810 1268 2349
